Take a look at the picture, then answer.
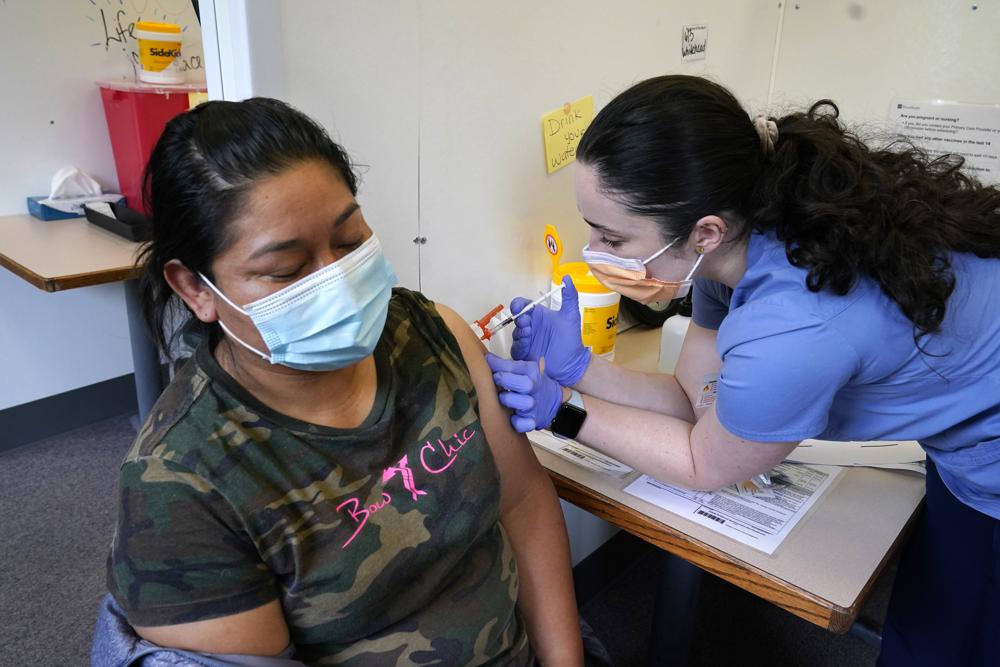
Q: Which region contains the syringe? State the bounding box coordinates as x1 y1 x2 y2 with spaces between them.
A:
483 283 564 339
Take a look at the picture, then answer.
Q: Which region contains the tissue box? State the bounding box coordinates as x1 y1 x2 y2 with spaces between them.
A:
27 195 126 221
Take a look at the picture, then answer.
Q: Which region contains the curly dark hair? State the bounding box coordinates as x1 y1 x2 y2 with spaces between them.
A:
577 75 1000 339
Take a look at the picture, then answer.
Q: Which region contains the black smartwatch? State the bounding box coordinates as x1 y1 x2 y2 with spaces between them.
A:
549 389 587 439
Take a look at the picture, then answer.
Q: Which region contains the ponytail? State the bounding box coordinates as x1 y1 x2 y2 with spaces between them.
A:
576 76 1000 340
751 101 1000 337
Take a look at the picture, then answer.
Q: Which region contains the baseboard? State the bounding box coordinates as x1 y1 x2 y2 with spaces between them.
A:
0 374 138 454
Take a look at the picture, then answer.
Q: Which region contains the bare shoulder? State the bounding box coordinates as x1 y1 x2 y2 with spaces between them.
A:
432 302 501 411
434 302 489 364
433 303 552 513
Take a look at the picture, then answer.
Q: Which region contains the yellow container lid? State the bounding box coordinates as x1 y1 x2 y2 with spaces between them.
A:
136 21 182 34
553 261 612 294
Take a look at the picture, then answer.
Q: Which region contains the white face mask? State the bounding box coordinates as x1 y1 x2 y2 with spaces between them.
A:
200 235 397 371
583 238 677 273
583 238 704 303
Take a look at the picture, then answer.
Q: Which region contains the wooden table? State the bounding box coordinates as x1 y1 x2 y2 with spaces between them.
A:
0 213 158 421
532 327 925 657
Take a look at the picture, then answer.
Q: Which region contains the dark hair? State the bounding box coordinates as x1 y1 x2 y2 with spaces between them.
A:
137 97 358 354
577 75 1000 339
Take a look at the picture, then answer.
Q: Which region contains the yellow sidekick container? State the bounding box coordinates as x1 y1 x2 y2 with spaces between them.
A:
136 21 184 85
544 225 620 360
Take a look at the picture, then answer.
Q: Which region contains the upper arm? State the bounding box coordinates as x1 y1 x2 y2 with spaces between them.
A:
674 321 722 421
674 279 729 419
690 406 798 490
434 303 554 516
110 456 286 653
686 304 856 490
135 599 290 656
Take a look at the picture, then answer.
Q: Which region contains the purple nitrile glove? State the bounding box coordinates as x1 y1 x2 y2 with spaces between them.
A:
486 353 563 433
509 275 591 387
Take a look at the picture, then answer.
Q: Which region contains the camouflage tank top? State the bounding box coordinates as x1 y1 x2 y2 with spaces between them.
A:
107 288 532 666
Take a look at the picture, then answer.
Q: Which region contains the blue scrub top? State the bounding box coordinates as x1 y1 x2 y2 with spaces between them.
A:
692 231 1000 519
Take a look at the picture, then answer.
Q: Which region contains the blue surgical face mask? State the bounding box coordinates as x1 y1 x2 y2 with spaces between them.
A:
199 234 397 371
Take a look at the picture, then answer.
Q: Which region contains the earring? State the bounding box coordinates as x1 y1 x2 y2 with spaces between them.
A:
696 246 706 254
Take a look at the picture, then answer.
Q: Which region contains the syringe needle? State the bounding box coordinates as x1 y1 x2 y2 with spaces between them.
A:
486 284 563 337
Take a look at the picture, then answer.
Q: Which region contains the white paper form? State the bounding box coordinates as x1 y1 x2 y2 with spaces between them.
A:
527 430 633 478
888 100 1000 185
624 463 842 555
787 439 926 475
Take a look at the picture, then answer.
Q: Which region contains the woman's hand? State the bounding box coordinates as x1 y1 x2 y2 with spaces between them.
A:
510 276 591 387
486 354 563 433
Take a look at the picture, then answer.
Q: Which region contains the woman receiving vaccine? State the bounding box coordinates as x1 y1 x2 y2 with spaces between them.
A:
487 75 1000 666
101 98 584 666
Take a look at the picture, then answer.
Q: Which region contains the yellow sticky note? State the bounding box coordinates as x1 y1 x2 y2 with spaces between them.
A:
541 95 595 174
188 91 209 109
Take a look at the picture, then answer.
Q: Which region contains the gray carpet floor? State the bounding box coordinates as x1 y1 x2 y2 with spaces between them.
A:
0 414 893 666
1 415 134 667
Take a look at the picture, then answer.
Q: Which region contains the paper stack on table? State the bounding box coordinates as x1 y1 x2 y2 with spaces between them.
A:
527 429 854 555
624 462 842 555
527 430 633 478
786 439 926 475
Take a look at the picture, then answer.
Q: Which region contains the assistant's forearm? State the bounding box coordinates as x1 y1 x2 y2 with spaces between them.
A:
503 482 583 667
573 355 696 422
574 393 707 488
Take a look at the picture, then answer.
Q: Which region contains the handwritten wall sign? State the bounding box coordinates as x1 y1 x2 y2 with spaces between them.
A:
541 95 595 175
85 0 204 81
681 24 708 62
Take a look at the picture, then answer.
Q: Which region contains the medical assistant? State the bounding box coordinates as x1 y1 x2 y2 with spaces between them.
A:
694 230 1000 519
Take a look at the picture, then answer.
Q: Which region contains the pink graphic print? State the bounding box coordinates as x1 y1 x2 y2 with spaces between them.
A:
336 492 392 549
420 429 476 474
382 454 428 501
336 428 479 549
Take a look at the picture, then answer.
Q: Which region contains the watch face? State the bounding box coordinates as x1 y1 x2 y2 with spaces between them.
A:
551 403 586 439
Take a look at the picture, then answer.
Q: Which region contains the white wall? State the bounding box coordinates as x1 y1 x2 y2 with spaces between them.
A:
273 0 780 320
275 1 421 290
0 270 132 410
417 0 779 319
0 0 203 410
770 1 1000 124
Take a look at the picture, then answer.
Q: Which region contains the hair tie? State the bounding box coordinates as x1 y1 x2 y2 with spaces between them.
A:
753 113 779 156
